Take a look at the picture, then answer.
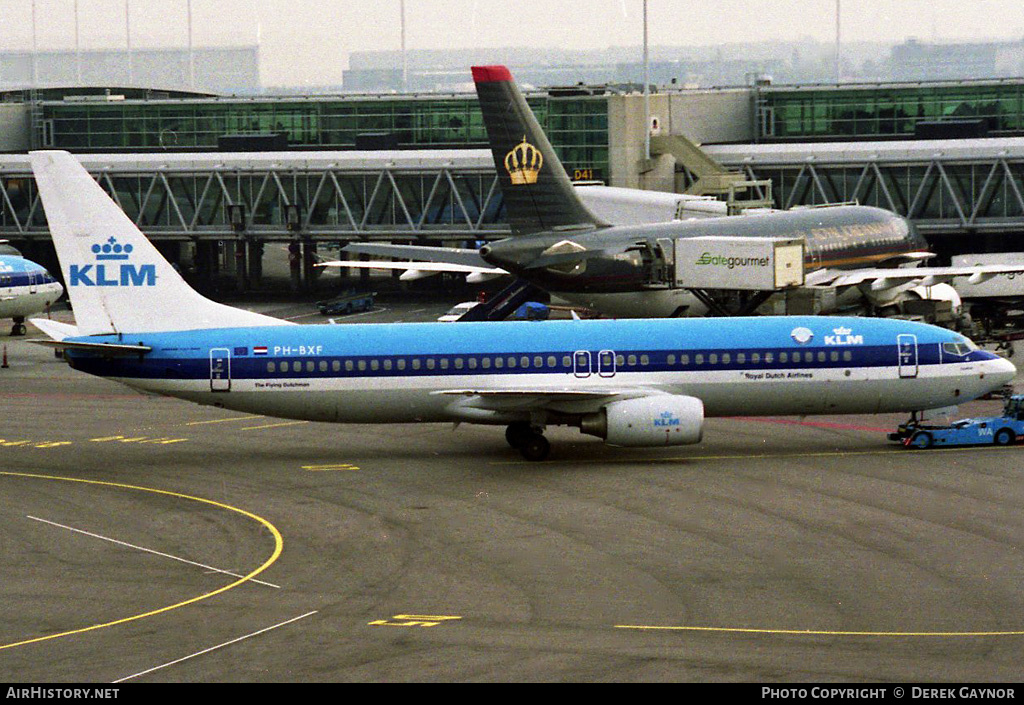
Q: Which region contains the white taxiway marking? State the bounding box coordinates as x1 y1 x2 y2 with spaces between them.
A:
27 515 281 589
113 611 319 682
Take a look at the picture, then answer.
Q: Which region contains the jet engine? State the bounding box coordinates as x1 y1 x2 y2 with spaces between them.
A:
580 395 704 446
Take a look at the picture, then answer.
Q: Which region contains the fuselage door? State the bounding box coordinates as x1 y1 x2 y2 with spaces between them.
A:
598 349 616 378
28 271 37 294
573 350 592 378
210 347 232 392
897 334 918 378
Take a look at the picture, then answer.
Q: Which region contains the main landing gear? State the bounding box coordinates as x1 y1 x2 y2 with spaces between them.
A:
10 316 26 336
505 421 550 461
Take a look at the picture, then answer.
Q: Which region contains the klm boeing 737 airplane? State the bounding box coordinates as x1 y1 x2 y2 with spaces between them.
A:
29 150 1016 460
0 247 63 336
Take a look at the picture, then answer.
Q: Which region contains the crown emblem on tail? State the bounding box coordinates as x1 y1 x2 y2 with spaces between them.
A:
504 136 543 185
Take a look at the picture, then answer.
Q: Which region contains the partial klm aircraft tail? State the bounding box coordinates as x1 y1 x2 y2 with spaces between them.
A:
30 150 289 335
472 65 608 236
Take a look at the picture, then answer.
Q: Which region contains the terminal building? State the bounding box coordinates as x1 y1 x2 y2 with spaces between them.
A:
3 74 1024 290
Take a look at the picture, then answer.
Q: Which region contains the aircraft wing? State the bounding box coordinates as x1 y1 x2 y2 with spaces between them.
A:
317 259 506 283
809 263 1024 291
434 387 663 415
343 242 492 268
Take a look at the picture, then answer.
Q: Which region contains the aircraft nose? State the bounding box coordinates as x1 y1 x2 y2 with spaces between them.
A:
993 355 1018 385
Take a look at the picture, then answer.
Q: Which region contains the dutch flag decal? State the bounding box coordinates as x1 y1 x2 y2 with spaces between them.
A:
253 346 268 356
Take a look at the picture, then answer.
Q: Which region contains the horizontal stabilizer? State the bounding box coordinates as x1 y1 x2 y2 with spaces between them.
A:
29 318 79 341
30 338 152 355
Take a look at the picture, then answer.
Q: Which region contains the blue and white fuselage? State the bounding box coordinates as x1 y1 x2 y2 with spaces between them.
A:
63 316 1012 423
0 254 63 335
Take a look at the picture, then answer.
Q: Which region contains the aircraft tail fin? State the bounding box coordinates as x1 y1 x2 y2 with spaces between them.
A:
29 151 289 335
472 65 608 236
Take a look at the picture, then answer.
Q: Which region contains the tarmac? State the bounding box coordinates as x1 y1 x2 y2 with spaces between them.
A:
1 299 1023 682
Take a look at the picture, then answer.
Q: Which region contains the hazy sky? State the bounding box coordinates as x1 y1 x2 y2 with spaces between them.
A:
1 0 1023 85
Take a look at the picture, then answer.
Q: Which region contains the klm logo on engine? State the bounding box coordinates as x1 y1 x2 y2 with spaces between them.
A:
824 326 864 346
653 411 681 427
69 237 156 287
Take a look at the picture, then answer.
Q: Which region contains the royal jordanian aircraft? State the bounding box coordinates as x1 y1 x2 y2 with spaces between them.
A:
326 65 1024 319
0 245 63 336
28 150 1016 460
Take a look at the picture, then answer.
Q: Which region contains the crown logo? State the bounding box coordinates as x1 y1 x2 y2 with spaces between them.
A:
833 326 852 335
504 136 543 185
91 237 133 261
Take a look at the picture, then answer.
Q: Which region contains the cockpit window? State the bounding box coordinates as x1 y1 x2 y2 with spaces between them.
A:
943 342 974 356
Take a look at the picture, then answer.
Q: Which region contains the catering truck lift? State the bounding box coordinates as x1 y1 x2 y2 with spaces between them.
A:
889 394 1024 449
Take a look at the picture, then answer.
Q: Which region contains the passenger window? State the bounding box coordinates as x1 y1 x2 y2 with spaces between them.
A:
412 359 421 370
267 362 276 373
356 360 365 371
344 360 353 372
763 352 771 364
534 356 543 368
640 354 649 366
721 353 730 365
547 355 557 367
779 352 788 363
332 360 341 372
371 359 380 371
482 358 491 369
281 361 290 372
616 354 625 366
842 351 852 362
397 359 406 371
507 357 516 368
306 361 314 372
830 351 839 362
680 354 689 365
696 354 704 365
468 358 477 369
319 361 327 372
667 354 676 366
817 351 825 363
737 353 746 364
455 358 464 369
628 354 637 366
562 355 572 367
426 358 435 370
709 354 718 365
495 357 504 369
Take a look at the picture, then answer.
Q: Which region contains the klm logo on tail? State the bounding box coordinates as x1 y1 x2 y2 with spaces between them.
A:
69 237 156 287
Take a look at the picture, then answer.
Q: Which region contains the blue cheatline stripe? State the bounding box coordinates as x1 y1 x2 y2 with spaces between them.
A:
66 343 983 382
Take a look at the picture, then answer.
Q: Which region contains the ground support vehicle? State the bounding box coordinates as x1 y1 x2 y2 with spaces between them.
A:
317 290 375 316
889 394 1024 449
